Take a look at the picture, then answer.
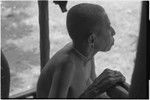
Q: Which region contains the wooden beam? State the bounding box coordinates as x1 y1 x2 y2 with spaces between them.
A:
38 0 50 70
53 1 68 12
9 88 36 98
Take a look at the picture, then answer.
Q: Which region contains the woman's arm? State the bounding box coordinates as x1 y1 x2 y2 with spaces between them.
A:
48 59 75 98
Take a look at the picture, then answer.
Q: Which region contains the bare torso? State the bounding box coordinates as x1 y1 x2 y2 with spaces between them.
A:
69 56 93 98
36 42 94 98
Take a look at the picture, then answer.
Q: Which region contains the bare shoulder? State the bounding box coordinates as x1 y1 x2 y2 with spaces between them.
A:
56 53 75 73
52 53 75 88
43 42 75 81
52 42 75 72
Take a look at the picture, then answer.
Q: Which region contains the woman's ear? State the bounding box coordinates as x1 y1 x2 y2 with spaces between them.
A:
88 33 96 43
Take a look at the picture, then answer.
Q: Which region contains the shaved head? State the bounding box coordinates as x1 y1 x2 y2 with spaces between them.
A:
67 3 106 42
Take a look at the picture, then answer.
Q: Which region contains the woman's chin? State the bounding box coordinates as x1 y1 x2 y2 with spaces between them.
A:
99 47 111 52
105 45 113 51
98 44 114 52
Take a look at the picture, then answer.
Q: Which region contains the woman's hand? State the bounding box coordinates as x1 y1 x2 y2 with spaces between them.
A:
79 68 126 98
106 85 129 98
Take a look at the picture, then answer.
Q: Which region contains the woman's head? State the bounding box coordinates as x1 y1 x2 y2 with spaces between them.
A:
67 3 115 52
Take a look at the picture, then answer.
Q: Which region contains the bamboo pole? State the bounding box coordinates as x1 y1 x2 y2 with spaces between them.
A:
38 0 50 71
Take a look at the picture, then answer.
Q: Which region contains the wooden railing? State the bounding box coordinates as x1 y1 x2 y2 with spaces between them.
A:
9 88 36 99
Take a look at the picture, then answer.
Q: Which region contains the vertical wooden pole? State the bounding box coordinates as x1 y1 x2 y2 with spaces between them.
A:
1 50 10 98
129 1 148 98
38 0 50 71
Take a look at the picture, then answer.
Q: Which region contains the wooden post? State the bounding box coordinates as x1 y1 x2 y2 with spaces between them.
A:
129 1 148 98
38 0 50 71
1 50 10 98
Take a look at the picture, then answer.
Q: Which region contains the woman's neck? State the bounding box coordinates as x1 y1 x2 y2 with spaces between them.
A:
72 42 96 62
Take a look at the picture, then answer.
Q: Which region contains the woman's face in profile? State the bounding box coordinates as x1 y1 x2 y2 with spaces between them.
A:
93 15 115 52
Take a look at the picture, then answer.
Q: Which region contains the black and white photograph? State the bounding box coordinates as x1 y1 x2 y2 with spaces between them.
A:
1 0 148 99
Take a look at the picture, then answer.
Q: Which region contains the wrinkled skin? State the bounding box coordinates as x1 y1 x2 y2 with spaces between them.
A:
80 68 127 98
